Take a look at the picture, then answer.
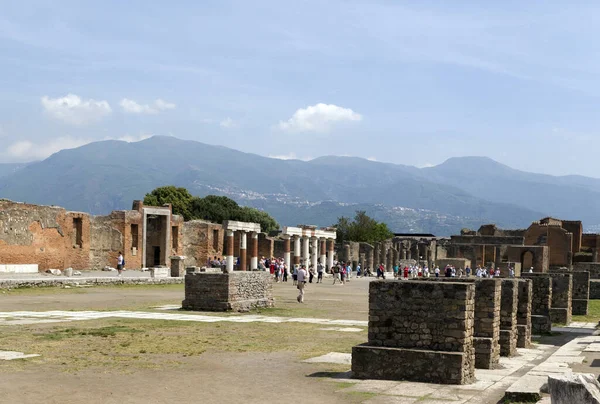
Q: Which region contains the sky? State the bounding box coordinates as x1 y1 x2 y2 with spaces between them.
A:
2 1 600 176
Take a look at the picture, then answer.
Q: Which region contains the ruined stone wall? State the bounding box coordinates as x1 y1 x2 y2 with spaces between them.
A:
549 272 572 324
590 280 600 299
182 272 274 312
0 201 92 270
258 234 274 259
573 263 600 279
436 258 471 270
89 213 125 270
449 235 524 246
500 279 519 356
562 220 582 254
571 271 590 315
353 280 475 385
517 279 532 348
182 221 224 268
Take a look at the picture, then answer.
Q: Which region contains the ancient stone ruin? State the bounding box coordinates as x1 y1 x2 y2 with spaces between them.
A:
352 280 476 385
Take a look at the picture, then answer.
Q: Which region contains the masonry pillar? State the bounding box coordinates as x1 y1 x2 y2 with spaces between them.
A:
328 238 334 271
226 230 234 273
294 236 301 266
283 235 291 270
367 248 374 271
250 232 258 270
239 231 247 271
320 238 326 267
344 244 351 262
303 236 310 266
311 237 318 269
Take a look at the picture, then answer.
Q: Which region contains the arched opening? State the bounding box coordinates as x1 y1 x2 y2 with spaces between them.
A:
521 250 534 271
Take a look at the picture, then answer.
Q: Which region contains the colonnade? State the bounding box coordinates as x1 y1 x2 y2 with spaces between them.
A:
282 226 336 270
223 221 261 273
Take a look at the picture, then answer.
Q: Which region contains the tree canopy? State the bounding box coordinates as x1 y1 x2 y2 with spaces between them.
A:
334 210 394 244
143 186 279 232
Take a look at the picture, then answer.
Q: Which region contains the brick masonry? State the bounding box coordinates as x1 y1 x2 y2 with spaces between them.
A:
522 274 552 334
590 280 600 299
549 273 572 325
500 279 519 357
516 279 532 348
571 271 590 316
182 272 274 312
352 280 475 385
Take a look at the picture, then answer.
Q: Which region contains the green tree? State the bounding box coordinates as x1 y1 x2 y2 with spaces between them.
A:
143 186 194 220
144 187 279 232
334 210 393 244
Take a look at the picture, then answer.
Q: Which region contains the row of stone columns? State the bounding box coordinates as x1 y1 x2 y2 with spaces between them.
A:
286 236 335 269
225 230 259 272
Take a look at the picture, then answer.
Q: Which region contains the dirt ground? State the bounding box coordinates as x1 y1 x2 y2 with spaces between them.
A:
0 277 372 404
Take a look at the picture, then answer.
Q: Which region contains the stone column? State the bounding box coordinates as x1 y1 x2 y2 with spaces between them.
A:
250 232 258 270
226 230 234 273
367 248 374 271
344 244 351 262
319 238 326 267
283 235 291 269
311 237 318 269
327 238 334 271
294 236 301 265
303 236 310 266
239 231 247 271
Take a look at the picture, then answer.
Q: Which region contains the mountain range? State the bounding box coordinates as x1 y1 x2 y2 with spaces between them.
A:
0 136 597 236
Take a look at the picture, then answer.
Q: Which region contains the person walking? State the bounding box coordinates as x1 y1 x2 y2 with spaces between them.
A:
117 252 124 277
297 265 307 303
317 262 324 283
308 265 315 283
332 265 341 285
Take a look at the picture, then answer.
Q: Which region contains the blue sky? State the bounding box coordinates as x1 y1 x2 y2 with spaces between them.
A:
2 1 600 176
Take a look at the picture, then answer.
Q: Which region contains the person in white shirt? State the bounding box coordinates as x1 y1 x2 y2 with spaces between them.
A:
297 265 308 303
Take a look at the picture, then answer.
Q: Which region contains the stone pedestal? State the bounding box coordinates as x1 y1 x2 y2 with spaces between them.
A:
550 273 572 325
150 266 169 278
182 272 274 312
517 279 532 348
351 281 475 385
500 279 519 357
169 255 186 277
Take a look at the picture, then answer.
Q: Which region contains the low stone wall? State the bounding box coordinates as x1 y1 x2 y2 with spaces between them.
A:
531 315 552 334
182 271 274 312
0 277 184 289
517 279 532 348
352 280 475 385
500 279 519 357
573 263 600 279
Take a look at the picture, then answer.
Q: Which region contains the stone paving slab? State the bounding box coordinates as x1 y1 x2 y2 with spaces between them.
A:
303 352 352 365
0 351 40 360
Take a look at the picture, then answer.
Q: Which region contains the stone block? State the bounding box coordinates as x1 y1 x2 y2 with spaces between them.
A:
474 337 497 369
352 344 475 385
572 299 589 316
150 267 169 278
169 256 186 277
0 264 38 273
182 272 274 312
547 373 600 404
550 307 571 325
531 315 552 334
517 324 530 348
591 280 600 299
522 274 552 316
499 329 517 357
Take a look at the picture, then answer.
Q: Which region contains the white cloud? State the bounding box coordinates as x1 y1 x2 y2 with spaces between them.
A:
268 152 312 161
5 134 153 161
219 117 238 129
366 156 378 161
41 94 112 125
7 136 92 160
119 98 176 114
277 103 362 133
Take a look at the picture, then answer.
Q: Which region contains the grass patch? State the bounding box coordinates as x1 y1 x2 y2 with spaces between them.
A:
0 317 366 373
572 299 600 323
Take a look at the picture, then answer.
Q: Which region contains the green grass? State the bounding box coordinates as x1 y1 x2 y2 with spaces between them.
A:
572 299 600 323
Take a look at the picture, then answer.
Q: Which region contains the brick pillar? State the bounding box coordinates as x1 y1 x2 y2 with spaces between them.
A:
328 238 334 271
283 235 291 269
226 230 234 273
517 279 533 348
294 236 301 265
239 231 247 271
250 232 258 270
500 279 519 356
319 238 326 266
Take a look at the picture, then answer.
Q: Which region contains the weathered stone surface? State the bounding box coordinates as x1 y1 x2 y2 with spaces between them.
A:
500 279 519 356
150 267 169 278
531 315 552 334
0 277 183 289
352 344 474 385
591 280 600 300
547 373 600 404
549 272 572 325
517 279 532 348
182 272 274 312
352 280 476 385
573 299 589 316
